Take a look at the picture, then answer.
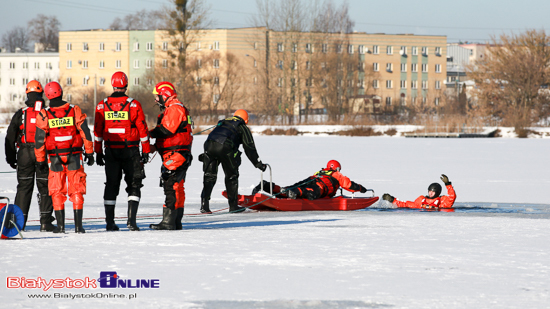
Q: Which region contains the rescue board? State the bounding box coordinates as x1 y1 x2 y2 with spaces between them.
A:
222 191 379 211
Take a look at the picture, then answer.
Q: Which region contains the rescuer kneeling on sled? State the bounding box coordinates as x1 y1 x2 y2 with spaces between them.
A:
199 109 267 214
35 82 94 233
149 82 193 230
381 174 456 210
252 160 368 200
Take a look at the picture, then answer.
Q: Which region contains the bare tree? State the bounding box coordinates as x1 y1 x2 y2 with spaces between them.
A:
27 15 60 51
467 29 550 132
1 26 30 52
109 9 166 30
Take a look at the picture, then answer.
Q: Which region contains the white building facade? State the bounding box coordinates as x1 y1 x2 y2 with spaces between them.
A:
0 52 59 111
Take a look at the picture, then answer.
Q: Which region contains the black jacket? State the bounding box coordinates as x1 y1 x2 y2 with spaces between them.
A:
207 116 260 165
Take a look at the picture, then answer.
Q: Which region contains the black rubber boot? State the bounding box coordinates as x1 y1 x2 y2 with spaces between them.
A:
200 198 212 214
229 201 245 213
52 210 65 234
39 213 56 232
127 201 140 231
74 209 85 234
149 207 176 230
175 208 184 230
105 205 119 231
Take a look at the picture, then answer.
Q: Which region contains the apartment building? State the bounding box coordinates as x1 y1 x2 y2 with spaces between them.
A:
0 51 59 110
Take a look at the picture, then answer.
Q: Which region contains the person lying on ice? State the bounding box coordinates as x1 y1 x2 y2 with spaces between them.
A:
381 174 456 210
252 160 368 200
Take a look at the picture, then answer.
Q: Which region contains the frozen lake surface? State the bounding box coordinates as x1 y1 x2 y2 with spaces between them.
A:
1 134 549 308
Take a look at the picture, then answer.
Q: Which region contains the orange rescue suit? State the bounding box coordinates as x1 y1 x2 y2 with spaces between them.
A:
393 184 456 209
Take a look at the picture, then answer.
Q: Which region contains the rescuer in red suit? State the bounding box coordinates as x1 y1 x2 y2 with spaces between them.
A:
34 82 94 234
382 174 456 210
4 80 54 231
252 160 368 200
94 71 151 232
148 81 193 231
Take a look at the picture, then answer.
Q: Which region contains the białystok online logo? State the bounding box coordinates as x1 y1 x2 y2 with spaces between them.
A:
7 271 160 291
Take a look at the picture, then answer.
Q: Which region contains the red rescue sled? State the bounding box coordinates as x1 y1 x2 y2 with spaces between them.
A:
222 191 379 211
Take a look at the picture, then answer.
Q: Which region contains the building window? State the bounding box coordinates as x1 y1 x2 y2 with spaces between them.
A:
386 97 392 106
213 41 220 50
411 80 417 89
435 47 441 55
373 45 379 54
116 42 121 51
46 62 52 69
422 63 428 72
306 61 311 70
290 78 296 87
34 62 40 69
400 63 407 72
82 60 88 69
411 63 418 72
66 77 72 85
292 43 297 53
435 64 441 73
134 42 140 51
387 46 393 55
22 78 29 85
66 43 72 51
422 46 428 55
277 43 284 52
306 43 313 53
196 76 202 86
435 80 441 89
146 59 153 68
322 43 328 53
422 80 428 89
358 45 365 54
67 94 72 102
83 94 88 103
67 60 72 69
213 59 220 68
162 42 168 51
134 77 139 85
134 60 139 69
373 63 379 72
162 59 168 68
254 76 257 84
400 46 407 55
400 80 407 89
306 78 313 87
336 44 342 53
197 59 202 68
116 60 121 68
412 46 418 56
277 60 283 70
277 78 283 87
9 78 15 85
386 63 393 72
213 94 220 104
214 77 219 85
99 77 105 86
22 62 28 69
99 42 104 51
291 61 297 70
386 80 393 89
400 96 406 106
98 60 104 69
83 43 89 51
83 77 88 85
348 44 354 54
146 42 153 51
254 42 258 50
373 80 379 89
435 97 440 105
147 79 153 86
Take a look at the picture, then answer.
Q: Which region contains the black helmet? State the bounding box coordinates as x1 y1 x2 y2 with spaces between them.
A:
427 183 442 198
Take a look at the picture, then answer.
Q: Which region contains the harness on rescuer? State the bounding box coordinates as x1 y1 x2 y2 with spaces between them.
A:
101 97 139 147
19 107 40 144
44 105 83 158
312 169 340 197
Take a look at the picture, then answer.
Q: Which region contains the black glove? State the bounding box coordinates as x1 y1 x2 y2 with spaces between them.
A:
84 153 95 166
255 161 267 172
141 152 150 164
360 186 367 194
9 162 17 170
441 174 451 186
149 130 156 139
382 193 395 203
36 161 48 173
96 153 105 166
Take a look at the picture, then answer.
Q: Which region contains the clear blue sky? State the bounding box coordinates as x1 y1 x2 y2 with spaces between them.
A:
1 0 549 43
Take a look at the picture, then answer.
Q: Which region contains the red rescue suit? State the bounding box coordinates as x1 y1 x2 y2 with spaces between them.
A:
311 169 362 197
393 184 456 210
93 96 150 153
151 95 193 211
35 103 93 210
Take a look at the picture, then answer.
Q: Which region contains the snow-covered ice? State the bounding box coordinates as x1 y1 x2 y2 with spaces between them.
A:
1 134 549 308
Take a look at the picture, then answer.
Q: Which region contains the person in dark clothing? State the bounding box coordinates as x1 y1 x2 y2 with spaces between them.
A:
199 109 267 214
94 71 150 231
4 80 55 231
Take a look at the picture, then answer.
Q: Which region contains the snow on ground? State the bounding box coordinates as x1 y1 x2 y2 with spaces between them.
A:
1 133 549 308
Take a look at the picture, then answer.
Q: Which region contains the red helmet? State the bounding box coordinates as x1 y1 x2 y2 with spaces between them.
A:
111 71 128 88
327 160 341 172
153 81 176 100
26 80 43 93
44 82 63 100
233 109 249 124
